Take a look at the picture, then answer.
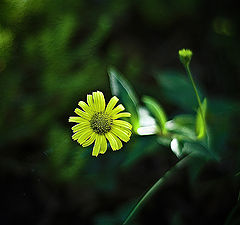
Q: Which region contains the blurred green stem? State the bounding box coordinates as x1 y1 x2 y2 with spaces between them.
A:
123 154 192 225
184 64 206 133
224 200 240 225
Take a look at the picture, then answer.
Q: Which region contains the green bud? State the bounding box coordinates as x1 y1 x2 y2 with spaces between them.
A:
178 49 192 67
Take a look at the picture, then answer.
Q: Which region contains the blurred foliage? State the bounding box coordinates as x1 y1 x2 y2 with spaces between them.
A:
1 0 240 225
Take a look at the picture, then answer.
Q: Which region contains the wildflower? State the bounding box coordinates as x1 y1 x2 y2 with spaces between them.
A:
178 48 192 67
69 91 132 157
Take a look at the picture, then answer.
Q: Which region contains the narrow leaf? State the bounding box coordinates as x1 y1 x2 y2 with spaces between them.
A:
108 67 140 133
196 98 207 139
142 96 167 135
182 141 218 160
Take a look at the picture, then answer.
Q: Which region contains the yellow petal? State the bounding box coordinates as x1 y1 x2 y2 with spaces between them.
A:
92 135 101 157
87 94 95 111
97 91 105 112
112 120 132 130
105 132 118 150
111 126 131 142
105 96 119 113
109 132 123 150
100 135 108 154
72 131 82 140
93 91 100 112
112 112 131 119
82 132 97 147
74 108 91 120
109 104 125 116
69 116 86 123
78 101 93 115
72 122 90 133
77 129 93 145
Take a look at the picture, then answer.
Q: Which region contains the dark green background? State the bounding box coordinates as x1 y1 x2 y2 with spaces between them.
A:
0 0 240 224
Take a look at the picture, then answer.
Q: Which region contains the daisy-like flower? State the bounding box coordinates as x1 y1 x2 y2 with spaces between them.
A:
69 91 132 157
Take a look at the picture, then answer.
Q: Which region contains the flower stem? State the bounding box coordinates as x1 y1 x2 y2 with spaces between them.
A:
123 154 192 225
184 64 206 135
224 200 240 225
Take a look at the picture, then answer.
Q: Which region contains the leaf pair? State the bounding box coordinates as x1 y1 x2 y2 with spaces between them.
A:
109 67 168 136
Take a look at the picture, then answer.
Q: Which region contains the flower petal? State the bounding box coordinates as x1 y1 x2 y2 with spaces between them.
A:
105 132 118 150
92 135 101 157
97 91 105 112
69 116 87 123
72 131 82 140
87 94 95 111
112 112 131 119
82 132 97 147
100 135 108 154
111 126 131 142
109 132 123 150
105 96 119 113
72 122 90 133
109 104 125 116
77 129 93 145
78 101 93 115
93 91 101 112
112 120 132 130
74 108 91 120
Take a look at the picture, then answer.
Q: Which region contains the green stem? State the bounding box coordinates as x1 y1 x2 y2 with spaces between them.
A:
123 154 192 225
224 200 240 225
185 64 206 134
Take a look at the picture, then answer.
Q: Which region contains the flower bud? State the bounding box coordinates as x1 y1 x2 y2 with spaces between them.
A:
178 49 192 67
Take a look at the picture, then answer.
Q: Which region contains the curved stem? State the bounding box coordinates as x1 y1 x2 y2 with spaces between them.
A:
123 154 192 225
224 200 240 225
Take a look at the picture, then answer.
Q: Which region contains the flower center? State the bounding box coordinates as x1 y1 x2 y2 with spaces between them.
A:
90 112 112 134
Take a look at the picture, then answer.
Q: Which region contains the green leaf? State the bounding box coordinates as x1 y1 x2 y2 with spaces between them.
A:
142 96 167 135
157 136 172 146
165 117 196 141
122 136 159 168
235 171 240 177
170 138 214 160
187 155 208 183
196 98 207 139
170 137 218 161
182 141 218 160
173 114 195 128
156 70 203 110
108 67 140 133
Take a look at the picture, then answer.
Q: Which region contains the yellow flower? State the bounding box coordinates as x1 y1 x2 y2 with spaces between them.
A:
69 91 132 157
